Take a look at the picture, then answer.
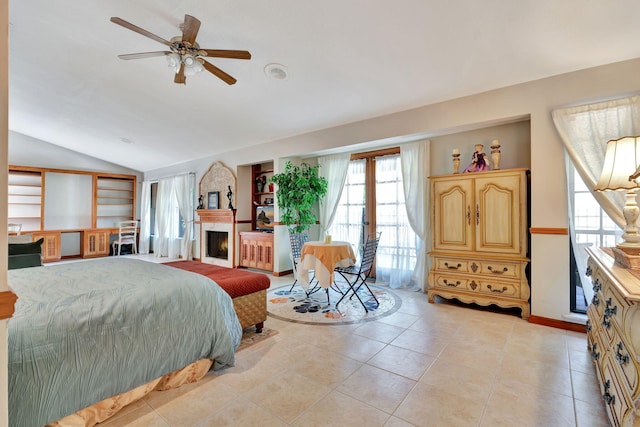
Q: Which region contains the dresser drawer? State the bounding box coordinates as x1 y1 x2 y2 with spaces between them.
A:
432 257 471 273
431 273 476 292
475 260 522 279
477 278 520 298
602 355 634 427
602 282 631 331
610 329 640 399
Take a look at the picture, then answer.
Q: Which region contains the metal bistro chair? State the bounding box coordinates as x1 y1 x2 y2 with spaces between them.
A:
112 220 138 256
288 231 311 292
334 231 381 312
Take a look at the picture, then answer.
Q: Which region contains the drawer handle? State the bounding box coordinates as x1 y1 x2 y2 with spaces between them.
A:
591 294 600 307
616 342 630 365
488 266 508 274
605 298 617 317
602 315 612 329
444 262 461 270
487 285 508 294
590 342 600 361
603 380 616 406
586 266 592 277
586 319 592 332
592 278 601 293
443 279 461 287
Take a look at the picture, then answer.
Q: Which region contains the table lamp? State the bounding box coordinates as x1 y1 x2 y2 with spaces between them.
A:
595 136 640 264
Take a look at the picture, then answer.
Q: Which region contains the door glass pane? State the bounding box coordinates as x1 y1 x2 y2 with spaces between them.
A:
327 160 366 250
375 155 418 286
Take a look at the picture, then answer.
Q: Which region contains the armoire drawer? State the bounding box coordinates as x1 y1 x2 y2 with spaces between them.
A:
431 273 476 292
432 257 471 274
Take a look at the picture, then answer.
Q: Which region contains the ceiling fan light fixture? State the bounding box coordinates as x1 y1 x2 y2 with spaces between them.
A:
183 55 204 76
166 53 181 72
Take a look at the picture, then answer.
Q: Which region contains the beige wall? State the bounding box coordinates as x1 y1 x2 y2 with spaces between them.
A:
150 58 640 321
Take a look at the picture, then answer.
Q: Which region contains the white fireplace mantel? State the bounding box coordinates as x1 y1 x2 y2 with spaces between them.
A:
198 209 236 268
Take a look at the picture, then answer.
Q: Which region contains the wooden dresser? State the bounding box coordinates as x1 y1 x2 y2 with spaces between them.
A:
427 168 530 318
586 246 640 426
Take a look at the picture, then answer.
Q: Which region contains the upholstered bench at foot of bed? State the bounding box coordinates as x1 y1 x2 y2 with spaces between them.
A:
232 290 267 332
163 261 270 333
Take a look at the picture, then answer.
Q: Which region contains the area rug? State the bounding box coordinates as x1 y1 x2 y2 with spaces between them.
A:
267 283 401 325
237 327 278 352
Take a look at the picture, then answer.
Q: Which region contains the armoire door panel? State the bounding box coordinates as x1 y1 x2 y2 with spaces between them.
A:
433 179 473 252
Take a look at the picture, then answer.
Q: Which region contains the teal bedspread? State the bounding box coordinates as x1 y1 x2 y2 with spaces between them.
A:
8 258 242 427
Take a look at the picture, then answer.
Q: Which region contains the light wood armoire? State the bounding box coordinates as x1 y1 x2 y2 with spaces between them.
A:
428 168 530 319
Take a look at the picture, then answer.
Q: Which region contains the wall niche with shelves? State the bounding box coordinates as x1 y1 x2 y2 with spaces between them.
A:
251 162 274 228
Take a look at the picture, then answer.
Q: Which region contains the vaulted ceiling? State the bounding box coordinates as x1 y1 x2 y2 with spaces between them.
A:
9 1 640 171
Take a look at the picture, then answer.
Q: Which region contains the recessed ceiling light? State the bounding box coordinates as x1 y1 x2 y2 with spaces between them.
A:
264 63 288 80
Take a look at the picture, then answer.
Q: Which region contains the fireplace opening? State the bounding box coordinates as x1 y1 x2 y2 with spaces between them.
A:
207 231 229 260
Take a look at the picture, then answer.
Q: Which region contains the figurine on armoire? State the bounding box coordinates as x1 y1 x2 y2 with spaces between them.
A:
463 144 490 173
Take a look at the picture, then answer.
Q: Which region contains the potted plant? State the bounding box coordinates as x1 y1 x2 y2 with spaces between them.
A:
270 161 328 234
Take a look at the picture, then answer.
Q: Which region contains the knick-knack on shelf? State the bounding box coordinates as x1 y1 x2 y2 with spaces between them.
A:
452 148 461 174
463 144 489 173
490 139 501 170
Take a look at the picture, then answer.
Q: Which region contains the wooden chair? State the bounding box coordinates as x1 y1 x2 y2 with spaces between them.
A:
8 223 22 235
112 220 138 256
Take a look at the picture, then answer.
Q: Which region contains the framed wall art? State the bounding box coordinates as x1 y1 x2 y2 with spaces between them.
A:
207 191 220 209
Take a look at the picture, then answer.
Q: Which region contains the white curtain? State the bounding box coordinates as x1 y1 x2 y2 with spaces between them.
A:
400 140 430 291
318 153 350 235
138 180 152 254
375 154 420 289
174 174 195 260
552 95 640 228
552 95 640 301
154 177 178 258
154 174 195 259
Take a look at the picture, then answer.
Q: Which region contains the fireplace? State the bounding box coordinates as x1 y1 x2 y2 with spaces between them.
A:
199 209 235 268
207 231 228 260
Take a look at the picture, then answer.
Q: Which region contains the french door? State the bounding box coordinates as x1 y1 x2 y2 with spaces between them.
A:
327 148 419 287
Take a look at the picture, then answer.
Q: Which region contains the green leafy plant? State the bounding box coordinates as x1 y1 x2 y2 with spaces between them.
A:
270 161 328 234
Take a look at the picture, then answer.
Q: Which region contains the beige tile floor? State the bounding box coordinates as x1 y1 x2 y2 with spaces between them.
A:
97 266 610 427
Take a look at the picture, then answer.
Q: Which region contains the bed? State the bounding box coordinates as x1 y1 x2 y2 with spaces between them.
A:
163 260 270 332
8 257 242 427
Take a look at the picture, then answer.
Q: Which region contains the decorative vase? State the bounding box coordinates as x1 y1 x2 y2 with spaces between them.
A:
452 154 461 174
490 139 501 170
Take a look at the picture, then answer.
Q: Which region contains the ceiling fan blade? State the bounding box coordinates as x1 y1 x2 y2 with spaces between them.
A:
202 59 237 85
201 49 251 60
182 15 201 46
118 51 171 60
111 17 172 47
174 64 186 84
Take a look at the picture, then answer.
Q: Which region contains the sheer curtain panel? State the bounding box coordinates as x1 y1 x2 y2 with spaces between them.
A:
400 140 430 291
318 153 350 236
138 180 152 254
552 95 640 303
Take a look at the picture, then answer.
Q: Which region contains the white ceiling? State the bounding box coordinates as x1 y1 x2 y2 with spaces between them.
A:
9 1 640 172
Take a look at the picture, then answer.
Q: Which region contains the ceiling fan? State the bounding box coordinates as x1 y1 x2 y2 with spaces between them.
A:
111 14 251 85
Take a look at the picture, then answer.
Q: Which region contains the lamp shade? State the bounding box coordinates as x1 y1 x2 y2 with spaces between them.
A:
595 136 640 191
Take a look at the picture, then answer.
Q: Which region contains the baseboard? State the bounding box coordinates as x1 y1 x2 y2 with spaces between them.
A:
529 315 586 333
273 269 293 277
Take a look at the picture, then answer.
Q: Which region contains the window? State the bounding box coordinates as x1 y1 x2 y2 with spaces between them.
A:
328 150 418 286
568 163 620 313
